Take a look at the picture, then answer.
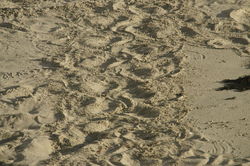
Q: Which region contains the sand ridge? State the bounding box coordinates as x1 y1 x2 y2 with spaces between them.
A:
0 0 249 165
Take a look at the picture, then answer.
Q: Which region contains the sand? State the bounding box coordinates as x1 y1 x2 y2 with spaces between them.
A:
0 0 249 165
182 46 250 165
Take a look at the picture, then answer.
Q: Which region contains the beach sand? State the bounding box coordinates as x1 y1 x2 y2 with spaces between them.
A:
0 0 249 165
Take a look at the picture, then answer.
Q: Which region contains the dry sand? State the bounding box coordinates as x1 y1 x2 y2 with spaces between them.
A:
0 0 249 165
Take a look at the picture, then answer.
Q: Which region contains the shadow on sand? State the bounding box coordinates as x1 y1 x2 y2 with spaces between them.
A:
216 75 250 92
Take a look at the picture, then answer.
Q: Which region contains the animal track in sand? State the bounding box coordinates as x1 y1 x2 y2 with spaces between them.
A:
84 120 110 132
82 97 110 115
18 136 53 165
132 67 153 78
180 26 198 37
126 84 156 99
134 104 160 118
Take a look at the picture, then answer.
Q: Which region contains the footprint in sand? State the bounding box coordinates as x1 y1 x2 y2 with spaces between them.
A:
84 120 110 132
17 136 53 166
82 97 110 115
134 104 160 118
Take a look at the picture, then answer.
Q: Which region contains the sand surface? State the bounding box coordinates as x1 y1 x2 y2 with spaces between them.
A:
0 0 249 165
182 46 250 164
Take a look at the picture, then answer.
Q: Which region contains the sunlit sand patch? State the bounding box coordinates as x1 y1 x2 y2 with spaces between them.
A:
80 35 110 48
21 136 53 165
183 45 250 157
26 17 63 34
230 8 250 25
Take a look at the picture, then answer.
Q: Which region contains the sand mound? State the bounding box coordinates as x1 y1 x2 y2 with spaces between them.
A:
230 8 250 25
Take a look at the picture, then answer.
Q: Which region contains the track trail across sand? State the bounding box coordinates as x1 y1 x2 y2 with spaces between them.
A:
0 0 249 165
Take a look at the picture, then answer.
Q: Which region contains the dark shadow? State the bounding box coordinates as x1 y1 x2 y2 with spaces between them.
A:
0 22 13 28
0 22 27 32
216 75 250 91
80 97 96 107
0 161 13 166
206 23 215 31
129 44 153 55
94 1 113 13
116 15 129 22
142 7 157 14
15 139 33 153
32 84 48 95
134 130 157 140
216 8 234 18
135 105 160 118
132 68 152 78
136 18 159 38
60 132 108 155
118 96 133 108
180 26 197 37
125 79 155 99
55 111 65 121
33 58 60 70
109 37 122 44
100 57 117 72
0 94 32 106
14 153 25 162
0 132 24 145
229 37 249 45
0 85 20 95
101 81 119 96
162 4 173 11
103 101 120 112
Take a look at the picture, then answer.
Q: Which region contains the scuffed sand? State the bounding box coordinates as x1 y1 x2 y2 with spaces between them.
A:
0 0 249 165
